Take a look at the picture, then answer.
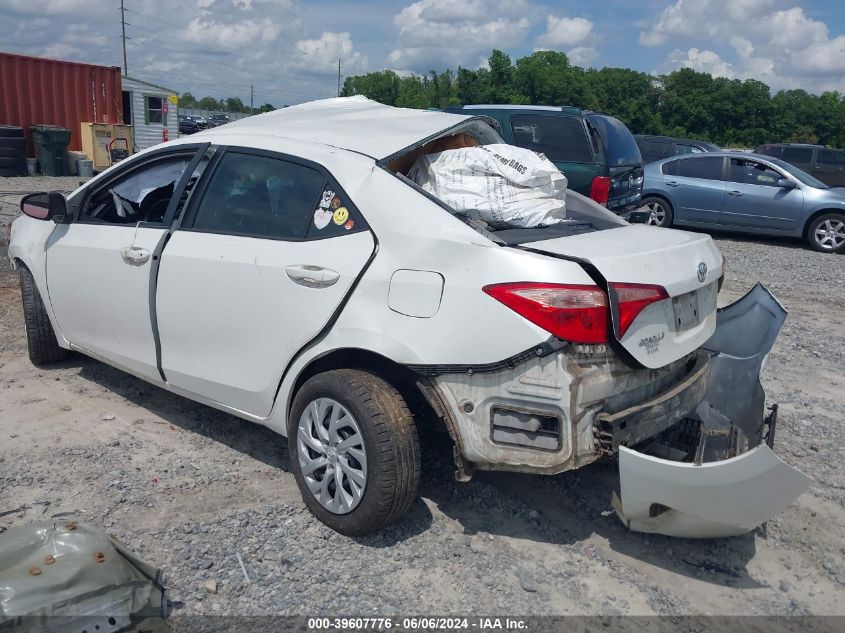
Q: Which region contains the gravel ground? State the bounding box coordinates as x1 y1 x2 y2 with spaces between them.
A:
1 175 843 617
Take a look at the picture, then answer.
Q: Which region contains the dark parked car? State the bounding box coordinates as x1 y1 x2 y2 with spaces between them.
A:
178 115 199 135
445 105 643 212
209 113 231 127
641 152 845 253
635 135 720 164
190 115 210 130
754 143 845 187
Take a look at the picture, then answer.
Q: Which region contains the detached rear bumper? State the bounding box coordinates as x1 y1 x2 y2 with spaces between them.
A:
612 284 812 538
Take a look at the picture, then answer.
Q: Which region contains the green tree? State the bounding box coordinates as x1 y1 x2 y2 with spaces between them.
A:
341 70 401 105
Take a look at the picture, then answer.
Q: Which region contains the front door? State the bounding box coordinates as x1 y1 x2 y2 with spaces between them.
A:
155 149 376 417
721 158 804 231
45 147 204 379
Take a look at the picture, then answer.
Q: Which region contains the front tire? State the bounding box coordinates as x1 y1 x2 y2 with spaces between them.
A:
642 196 674 227
19 266 68 365
288 369 421 535
806 212 845 253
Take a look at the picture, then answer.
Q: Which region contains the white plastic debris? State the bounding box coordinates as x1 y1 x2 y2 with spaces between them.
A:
408 144 568 229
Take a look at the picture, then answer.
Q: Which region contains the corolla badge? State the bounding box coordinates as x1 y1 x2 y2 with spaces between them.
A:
697 262 708 283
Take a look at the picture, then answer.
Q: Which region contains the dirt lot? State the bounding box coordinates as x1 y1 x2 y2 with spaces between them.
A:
1 176 844 616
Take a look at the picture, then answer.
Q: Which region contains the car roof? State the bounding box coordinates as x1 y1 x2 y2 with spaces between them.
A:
650 151 782 164
635 134 714 144
200 96 491 161
450 104 584 115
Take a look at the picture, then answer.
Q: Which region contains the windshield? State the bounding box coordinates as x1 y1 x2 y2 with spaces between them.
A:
768 158 829 189
585 114 642 166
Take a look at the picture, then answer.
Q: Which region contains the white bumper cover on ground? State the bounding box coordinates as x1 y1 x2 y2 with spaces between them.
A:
612 444 811 538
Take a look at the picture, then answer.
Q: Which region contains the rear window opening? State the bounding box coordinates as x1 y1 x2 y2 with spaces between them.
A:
384 121 627 241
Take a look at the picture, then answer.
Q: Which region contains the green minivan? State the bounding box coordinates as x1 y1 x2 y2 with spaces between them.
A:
445 105 644 213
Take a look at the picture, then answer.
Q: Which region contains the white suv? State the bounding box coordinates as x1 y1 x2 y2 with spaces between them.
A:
10 97 809 537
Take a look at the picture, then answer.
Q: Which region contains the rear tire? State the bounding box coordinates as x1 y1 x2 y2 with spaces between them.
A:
642 196 674 227
288 369 421 536
806 212 845 254
19 266 68 365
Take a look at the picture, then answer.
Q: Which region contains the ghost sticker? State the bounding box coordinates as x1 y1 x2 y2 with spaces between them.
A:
331 196 342 209
333 206 349 225
313 208 333 229
320 189 334 209
344 219 355 231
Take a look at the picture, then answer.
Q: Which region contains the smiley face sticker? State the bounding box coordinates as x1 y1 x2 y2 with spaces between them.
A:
332 206 349 225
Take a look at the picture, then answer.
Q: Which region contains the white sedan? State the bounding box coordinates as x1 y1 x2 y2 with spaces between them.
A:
10 97 809 537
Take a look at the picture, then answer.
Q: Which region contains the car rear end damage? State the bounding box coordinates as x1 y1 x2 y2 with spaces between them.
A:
423 284 809 538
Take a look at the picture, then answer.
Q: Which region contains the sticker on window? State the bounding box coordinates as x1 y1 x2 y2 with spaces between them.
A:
313 208 333 229
333 207 349 225
320 189 335 209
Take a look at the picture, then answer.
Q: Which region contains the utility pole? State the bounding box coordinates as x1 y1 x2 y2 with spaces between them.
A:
119 0 128 76
337 59 342 97
250 83 254 113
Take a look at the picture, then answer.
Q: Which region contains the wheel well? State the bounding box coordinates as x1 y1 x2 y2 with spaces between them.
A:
803 209 845 238
641 193 672 209
289 348 440 429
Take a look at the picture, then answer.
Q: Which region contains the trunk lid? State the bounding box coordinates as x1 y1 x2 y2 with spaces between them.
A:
521 224 723 368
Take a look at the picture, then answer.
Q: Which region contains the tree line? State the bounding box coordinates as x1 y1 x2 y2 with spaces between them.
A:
340 49 845 148
178 92 275 114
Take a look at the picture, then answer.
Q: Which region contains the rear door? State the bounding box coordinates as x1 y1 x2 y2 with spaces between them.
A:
815 149 845 186
721 157 804 230
45 145 206 379
662 156 726 225
155 148 376 417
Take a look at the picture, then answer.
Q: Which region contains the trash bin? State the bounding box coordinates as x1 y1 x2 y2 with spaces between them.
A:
30 125 72 176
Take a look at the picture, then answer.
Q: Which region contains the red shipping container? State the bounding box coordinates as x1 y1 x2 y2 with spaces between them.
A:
0 52 123 155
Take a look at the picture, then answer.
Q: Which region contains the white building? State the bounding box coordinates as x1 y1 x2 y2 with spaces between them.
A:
121 76 179 151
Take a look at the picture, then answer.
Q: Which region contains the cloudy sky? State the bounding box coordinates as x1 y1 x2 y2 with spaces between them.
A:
3 0 845 107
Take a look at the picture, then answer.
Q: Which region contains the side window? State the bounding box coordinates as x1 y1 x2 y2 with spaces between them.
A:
509 115 594 163
675 156 723 180
818 150 845 165
662 159 679 176
80 156 190 225
676 144 703 155
728 159 782 187
192 152 357 241
782 147 813 163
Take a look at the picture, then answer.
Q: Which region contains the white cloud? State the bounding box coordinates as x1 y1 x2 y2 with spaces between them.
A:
293 31 367 74
387 0 530 71
567 46 598 66
667 48 736 78
182 17 281 48
642 0 845 92
534 15 593 50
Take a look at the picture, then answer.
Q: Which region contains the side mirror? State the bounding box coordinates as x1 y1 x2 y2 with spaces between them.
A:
777 178 796 189
20 191 68 222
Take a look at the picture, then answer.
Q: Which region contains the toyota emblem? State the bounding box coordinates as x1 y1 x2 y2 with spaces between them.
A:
697 262 707 283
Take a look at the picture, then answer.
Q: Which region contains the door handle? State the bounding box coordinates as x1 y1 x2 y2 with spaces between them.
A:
727 190 743 197
285 264 340 288
120 246 151 266
666 181 679 187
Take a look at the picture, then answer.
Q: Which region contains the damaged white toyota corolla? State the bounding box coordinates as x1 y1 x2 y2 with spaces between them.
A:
9 97 810 537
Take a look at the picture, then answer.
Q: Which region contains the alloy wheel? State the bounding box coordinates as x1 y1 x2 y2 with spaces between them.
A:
297 397 367 514
645 201 666 226
814 218 845 251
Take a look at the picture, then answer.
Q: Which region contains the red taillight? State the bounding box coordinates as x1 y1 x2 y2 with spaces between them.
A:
484 281 669 343
589 176 611 204
483 283 609 344
610 283 669 336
